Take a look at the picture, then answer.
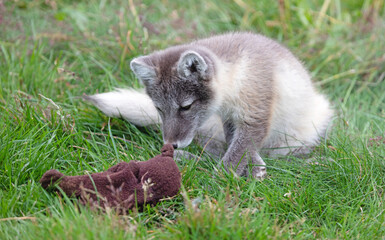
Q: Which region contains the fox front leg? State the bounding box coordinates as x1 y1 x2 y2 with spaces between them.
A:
220 123 267 179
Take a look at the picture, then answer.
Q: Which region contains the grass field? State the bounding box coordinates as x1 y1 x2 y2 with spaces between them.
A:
1 0 385 239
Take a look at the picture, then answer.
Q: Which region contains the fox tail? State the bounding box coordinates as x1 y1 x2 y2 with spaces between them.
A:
84 88 161 126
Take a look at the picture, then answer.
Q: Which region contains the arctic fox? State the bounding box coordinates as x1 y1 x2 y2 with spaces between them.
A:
87 32 333 179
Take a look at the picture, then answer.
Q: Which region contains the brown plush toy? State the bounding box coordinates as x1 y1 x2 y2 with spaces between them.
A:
40 144 181 211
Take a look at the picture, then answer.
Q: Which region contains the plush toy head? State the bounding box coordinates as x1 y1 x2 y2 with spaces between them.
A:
40 144 181 211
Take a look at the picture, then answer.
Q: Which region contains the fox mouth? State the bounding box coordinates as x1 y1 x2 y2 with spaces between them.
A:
164 128 195 149
175 137 194 149
165 136 193 149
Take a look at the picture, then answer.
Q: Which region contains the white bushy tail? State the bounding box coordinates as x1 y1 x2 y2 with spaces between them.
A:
85 88 161 126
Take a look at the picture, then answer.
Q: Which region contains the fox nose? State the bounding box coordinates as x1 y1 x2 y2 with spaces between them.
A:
172 144 178 149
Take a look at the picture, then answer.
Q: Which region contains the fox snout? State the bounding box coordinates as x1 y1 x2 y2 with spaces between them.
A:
164 137 193 150
163 124 195 149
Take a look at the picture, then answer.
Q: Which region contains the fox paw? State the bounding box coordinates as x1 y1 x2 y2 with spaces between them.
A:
252 166 267 180
40 169 64 189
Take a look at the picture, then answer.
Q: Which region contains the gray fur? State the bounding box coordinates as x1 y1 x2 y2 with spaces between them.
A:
130 46 216 149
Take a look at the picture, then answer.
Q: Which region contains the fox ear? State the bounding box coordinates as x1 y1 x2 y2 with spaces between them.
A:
130 57 156 86
177 51 208 78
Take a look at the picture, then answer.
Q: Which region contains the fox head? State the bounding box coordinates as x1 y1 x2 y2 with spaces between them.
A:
130 47 217 148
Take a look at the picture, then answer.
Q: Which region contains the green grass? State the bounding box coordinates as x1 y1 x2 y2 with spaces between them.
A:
1 0 385 239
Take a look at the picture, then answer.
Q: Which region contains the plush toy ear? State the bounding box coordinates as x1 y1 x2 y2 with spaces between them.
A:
161 144 174 158
130 56 157 86
177 51 208 78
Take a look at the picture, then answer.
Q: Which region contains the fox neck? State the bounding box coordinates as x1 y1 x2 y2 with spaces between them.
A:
209 57 244 123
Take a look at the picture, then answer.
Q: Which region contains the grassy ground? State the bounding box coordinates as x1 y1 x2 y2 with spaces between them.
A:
1 0 385 239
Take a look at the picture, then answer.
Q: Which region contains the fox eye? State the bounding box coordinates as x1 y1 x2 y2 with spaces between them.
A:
180 103 192 111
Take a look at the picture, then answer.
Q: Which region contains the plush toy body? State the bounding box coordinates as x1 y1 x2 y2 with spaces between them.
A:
40 144 181 210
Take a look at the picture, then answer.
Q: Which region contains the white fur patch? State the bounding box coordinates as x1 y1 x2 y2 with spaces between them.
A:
265 60 334 156
86 89 161 126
